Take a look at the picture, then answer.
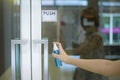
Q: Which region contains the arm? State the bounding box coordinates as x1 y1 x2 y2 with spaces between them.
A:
52 42 120 77
68 58 120 77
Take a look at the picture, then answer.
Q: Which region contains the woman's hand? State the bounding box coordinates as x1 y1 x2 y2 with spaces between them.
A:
52 42 69 63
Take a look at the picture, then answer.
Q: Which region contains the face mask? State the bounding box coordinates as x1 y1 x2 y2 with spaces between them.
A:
83 18 95 27
81 16 99 27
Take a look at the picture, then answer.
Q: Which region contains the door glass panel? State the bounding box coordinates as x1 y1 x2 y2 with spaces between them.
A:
3 0 120 80
11 0 31 80
12 0 21 80
42 0 120 80
99 0 120 46
41 0 88 80
113 16 120 44
13 0 20 39
100 0 120 62
100 16 110 45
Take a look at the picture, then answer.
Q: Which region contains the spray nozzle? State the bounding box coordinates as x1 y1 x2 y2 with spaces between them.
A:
53 43 58 51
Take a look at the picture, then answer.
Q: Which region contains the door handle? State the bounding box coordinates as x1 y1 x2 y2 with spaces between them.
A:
33 38 48 80
11 39 48 80
11 40 28 80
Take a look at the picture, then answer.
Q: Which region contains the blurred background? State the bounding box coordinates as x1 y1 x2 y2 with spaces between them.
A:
0 0 120 80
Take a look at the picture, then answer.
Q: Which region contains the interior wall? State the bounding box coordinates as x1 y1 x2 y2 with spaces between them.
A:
0 0 5 76
3 0 13 70
0 0 12 75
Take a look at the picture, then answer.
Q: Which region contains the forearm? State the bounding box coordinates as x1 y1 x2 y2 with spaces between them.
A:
67 58 120 77
52 42 120 77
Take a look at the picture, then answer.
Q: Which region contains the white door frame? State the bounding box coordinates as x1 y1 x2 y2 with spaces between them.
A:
11 0 49 80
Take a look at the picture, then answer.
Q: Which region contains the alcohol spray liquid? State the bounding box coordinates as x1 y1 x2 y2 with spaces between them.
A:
53 43 62 67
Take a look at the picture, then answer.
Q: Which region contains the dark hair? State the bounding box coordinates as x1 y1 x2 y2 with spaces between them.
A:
80 7 99 27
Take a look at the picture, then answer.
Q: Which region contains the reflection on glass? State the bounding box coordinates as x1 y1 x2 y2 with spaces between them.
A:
42 0 87 6
100 14 120 45
99 0 120 46
113 16 120 43
42 0 120 80
100 16 110 45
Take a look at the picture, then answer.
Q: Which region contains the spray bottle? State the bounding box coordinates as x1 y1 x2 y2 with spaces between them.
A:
53 43 62 67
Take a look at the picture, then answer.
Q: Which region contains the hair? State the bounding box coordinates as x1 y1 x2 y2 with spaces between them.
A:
80 7 100 27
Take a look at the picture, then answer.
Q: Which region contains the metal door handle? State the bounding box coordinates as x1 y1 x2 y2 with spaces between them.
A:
11 40 28 80
33 38 48 80
11 39 48 80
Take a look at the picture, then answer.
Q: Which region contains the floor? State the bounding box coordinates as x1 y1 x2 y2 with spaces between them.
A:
0 67 120 80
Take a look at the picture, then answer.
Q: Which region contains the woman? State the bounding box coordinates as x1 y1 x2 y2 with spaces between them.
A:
64 7 108 80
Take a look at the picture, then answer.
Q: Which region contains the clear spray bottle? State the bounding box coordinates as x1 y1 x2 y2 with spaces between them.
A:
53 43 62 67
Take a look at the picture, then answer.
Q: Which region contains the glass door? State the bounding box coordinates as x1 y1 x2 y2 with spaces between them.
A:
41 0 88 80
11 0 44 80
11 0 31 80
11 0 120 80
41 0 120 80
